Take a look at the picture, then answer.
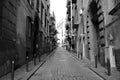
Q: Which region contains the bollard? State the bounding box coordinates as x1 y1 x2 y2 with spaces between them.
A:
39 54 40 62
107 58 111 76
78 52 80 58
11 60 14 80
26 56 29 72
81 52 83 60
34 54 36 65
95 55 97 68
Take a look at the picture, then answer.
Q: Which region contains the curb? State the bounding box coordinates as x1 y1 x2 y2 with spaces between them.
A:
26 60 46 80
67 50 106 80
88 67 106 80
26 49 56 80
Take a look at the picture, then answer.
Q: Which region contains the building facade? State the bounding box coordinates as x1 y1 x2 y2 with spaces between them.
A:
66 0 120 72
0 0 19 77
66 0 78 52
106 0 120 71
85 0 120 70
49 12 57 49
0 0 54 77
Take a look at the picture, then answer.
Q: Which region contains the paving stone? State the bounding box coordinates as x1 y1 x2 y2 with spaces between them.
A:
29 47 102 80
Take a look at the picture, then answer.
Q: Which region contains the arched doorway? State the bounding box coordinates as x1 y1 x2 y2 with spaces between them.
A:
33 14 39 59
26 16 33 60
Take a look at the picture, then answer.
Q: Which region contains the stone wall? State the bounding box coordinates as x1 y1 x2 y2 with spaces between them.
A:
86 15 98 61
16 0 35 66
0 0 18 77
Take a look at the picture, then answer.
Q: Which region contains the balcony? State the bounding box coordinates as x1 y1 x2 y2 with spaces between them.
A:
67 15 71 21
67 0 70 8
67 6 71 15
73 23 79 29
66 23 70 30
109 0 120 16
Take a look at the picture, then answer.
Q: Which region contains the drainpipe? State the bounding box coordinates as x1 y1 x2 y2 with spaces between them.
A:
70 0 73 52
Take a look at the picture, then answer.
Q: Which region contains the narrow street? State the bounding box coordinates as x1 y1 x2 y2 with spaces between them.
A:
1 0 120 80
29 47 102 80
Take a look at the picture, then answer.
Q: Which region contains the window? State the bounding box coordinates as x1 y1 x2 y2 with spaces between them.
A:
98 14 104 22
26 16 32 37
27 0 34 9
41 3 44 24
36 0 39 11
28 0 31 4
99 22 104 29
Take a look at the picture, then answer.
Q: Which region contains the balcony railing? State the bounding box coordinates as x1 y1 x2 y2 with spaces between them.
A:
109 0 120 15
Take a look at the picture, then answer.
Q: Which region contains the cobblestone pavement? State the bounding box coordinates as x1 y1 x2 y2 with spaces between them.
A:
29 47 102 80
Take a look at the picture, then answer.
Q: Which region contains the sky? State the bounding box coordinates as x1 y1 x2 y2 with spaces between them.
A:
50 0 67 43
50 0 67 25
